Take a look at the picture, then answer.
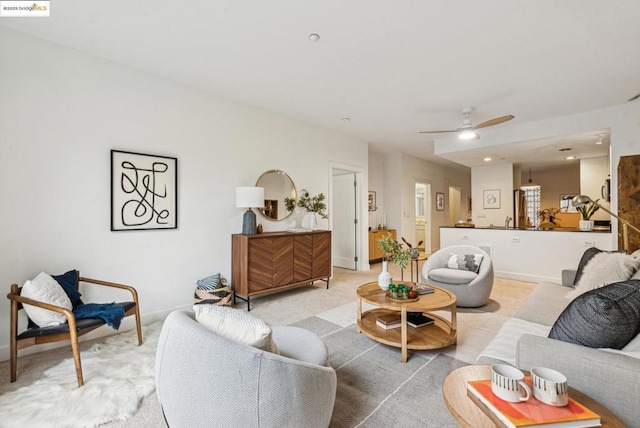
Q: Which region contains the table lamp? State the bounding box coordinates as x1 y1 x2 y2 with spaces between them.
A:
236 187 264 235
572 195 640 252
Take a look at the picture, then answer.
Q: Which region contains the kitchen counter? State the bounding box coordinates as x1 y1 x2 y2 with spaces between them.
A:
441 226 610 233
440 227 613 283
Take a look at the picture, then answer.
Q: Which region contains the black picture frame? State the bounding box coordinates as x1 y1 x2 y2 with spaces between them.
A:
111 150 178 231
436 192 445 211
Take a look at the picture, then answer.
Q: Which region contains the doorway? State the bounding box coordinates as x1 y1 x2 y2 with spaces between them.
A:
448 186 461 226
414 182 431 253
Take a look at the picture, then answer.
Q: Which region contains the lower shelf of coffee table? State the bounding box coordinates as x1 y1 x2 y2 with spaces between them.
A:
358 308 456 350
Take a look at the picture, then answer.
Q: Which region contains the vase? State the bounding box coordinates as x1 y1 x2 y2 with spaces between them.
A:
378 261 392 290
410 248 419 259
294 208 304 229
579 220 594 231
309 212 318 230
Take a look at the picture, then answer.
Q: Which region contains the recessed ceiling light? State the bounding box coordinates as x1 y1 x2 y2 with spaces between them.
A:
564 156 576 160
308 33 320 42
483 157 492 162
341 117 350 123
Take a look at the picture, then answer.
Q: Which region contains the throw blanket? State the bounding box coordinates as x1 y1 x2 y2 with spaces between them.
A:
73 303 125 329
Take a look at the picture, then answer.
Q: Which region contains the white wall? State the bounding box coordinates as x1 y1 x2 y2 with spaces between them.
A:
0 27 368 359
472 163 514 228
580 156 611 221
367 151 385 228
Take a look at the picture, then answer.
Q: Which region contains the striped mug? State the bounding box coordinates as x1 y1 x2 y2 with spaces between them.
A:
531 367 569 406
491 364 531 402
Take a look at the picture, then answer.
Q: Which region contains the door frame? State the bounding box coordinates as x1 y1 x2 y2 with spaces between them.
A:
329 162 367 271
414 180 432 255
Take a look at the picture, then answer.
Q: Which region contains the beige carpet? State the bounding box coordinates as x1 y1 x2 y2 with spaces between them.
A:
0 266 535 427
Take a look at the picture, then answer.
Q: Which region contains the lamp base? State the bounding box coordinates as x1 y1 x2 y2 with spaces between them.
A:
242 209 257 235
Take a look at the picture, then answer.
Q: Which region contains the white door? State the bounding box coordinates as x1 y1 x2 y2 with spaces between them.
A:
332 173 356 269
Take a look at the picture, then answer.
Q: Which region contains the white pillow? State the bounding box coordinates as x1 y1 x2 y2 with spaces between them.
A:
21 272 72 327
193 305 279 354
567 253 640 300
446 253 484 273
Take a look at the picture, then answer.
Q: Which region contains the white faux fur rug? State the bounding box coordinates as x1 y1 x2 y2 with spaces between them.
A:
0 321 162 428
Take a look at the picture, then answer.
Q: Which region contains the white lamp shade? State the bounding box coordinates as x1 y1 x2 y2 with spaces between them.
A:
236 187 264 208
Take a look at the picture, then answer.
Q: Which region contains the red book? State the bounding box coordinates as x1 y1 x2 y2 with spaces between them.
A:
467 378 601 427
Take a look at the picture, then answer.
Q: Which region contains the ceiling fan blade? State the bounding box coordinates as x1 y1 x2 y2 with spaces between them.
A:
419 129 457 134
474 115 514 129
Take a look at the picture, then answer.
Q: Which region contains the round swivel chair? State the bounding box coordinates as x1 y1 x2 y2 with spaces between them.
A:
421 245 494 307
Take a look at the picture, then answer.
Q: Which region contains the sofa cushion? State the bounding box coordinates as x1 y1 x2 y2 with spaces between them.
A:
193 304 279 353
428 268 477 285
549 280 640 350
515 281 573 326
21 272 73 327
568 252 640 299
446 253 484 273
476 318 552 366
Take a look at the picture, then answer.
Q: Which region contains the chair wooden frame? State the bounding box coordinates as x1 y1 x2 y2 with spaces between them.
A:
7 272 143 387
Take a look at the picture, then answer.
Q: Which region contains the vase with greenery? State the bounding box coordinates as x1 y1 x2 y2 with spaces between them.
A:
576 198 600 231
376 234 411 290
285 189 327 230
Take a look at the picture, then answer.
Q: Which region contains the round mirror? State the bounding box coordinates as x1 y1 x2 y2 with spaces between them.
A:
255 170 297 221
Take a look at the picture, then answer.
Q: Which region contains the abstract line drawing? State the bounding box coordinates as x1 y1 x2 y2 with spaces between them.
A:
111 150 178 231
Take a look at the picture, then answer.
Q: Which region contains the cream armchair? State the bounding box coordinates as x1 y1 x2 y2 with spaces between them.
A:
155 310 337 428
421 245 494 307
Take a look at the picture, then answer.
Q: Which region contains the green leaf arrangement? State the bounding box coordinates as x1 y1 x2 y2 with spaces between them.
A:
285 189 328 219
376 234 411 270
576 199 600 220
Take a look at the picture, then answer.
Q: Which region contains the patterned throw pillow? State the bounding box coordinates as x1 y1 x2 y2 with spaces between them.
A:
194 276 232 306
549 280 640 349
196 273 221 290
447 254 484 273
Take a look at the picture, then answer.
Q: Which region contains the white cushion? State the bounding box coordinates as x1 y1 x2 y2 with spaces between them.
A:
568 252 640 299
476 318 552 366
193 304 278 353
630 268 640 280
428 267 477 284
446 253 484 272
21 272 72 327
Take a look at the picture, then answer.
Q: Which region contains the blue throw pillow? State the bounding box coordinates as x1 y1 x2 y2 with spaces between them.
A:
52 270 83 308
196 273 221 290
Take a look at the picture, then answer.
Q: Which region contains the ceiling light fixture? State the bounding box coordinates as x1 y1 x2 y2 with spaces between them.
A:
341 117 350 123
483 157 492 162
521 167 539 189
308 33 320 42
459 129 479 140
564 156 576 160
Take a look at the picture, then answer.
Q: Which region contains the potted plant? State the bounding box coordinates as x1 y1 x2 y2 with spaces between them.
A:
376 234 411 290
576 199 600 231
401 237 423 259
285 189 327 230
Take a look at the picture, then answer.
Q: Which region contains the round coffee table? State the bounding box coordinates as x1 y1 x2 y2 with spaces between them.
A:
443 365 624 427
356 281 457 362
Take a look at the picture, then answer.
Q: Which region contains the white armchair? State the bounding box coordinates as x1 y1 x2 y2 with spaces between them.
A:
421 245 494 307
155 310 337 428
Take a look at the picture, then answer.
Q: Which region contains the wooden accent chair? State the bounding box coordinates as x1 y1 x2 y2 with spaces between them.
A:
7 271 142 387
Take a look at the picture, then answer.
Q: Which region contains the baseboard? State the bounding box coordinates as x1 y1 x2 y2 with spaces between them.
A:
494 270 559 284
0 303 193 363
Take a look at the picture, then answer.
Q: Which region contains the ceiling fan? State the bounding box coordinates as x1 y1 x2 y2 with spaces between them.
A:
419 107 514 140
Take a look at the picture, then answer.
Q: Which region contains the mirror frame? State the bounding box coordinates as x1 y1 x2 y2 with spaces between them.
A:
255 169 297 222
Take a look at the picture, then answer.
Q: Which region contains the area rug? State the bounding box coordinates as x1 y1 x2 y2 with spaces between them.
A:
293 316 469 428
0 322 162 428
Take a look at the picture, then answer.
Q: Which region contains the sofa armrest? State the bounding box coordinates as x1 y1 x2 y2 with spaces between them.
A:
561 269 576 287
516 334 640 427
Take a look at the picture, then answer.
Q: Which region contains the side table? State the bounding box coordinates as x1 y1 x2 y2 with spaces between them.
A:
400 253 429 282
442 365 624 427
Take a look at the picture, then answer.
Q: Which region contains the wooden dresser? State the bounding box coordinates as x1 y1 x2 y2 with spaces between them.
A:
368 229 396 263
232 230 331 310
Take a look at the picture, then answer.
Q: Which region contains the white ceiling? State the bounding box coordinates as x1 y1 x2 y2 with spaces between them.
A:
2 1 638 169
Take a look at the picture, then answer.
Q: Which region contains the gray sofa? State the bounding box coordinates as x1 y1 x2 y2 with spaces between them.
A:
156 310 337 428
477 272 640 427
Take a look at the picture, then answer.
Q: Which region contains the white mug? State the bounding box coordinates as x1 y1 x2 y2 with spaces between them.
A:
491 364 531 402
531 367 569 406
